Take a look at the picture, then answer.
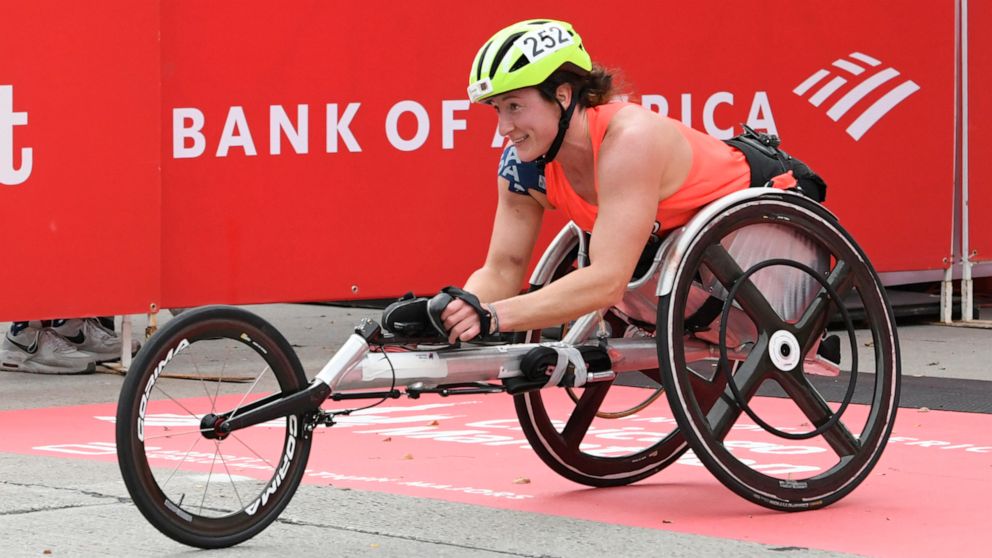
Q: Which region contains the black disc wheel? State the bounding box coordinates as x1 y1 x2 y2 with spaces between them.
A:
514 230 688 487
116 306 313 548
658 194 900 511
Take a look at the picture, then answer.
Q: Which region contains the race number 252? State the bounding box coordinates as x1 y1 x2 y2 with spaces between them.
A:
519 24 574 62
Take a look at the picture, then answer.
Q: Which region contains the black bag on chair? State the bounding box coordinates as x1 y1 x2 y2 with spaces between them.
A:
724 124 828 202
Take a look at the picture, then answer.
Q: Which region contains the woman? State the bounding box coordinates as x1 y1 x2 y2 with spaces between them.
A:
439 19 810 343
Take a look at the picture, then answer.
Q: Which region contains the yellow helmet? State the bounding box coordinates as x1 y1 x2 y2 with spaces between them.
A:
468 19 592 103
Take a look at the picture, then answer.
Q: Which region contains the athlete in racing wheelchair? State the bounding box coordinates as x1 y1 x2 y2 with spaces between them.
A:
389 18 827 362
114 19 899 549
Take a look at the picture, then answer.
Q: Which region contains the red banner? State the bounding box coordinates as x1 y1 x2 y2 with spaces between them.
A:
968 0 992 266
0 1 160 321
0 1 959 320
592 1 957 277
159 2 525 307
159 0 956 310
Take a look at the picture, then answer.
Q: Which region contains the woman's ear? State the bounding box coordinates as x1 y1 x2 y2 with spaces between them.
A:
555 83 572 106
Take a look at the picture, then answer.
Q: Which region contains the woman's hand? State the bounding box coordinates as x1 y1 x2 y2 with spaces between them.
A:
440 298 483 343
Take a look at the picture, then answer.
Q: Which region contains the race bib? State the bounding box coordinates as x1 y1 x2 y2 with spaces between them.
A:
516 23 574 63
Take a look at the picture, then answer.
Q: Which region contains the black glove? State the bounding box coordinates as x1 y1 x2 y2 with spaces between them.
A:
427 286 494 341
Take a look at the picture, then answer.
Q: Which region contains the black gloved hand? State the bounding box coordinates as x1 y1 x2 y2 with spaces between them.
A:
427 286 494 341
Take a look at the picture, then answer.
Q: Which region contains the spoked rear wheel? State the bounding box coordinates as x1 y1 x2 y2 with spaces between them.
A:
514 236 687 487
116 306 312 548
659 195 900 510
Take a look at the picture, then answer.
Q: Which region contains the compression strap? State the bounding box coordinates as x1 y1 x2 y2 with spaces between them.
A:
543 343 588 388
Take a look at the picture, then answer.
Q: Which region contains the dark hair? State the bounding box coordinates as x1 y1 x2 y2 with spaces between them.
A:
537 63 621 108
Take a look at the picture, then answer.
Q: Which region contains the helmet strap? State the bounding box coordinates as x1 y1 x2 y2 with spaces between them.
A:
535 94 579 172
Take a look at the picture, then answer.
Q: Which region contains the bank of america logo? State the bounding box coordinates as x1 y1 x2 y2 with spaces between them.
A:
794 52 919 141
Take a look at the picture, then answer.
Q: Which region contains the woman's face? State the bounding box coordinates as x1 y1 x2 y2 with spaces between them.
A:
487 87 561 162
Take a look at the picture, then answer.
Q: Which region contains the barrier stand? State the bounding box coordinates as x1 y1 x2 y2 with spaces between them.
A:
962 0 973 323
121 315 133 370
947 0 991 328
101 315 135 375
941 267 955 324
104 305 156 375
938 0 962 327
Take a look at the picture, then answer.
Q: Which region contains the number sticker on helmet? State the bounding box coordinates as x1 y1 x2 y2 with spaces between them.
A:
517 23 574 63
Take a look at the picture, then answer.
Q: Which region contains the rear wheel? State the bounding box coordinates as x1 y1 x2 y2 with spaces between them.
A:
659 195 900 510
116 306 312 548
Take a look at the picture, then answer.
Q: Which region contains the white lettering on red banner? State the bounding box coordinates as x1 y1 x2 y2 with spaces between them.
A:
0 85 33 186
171 91 779 160
385 100 430 152
640 90 778 138
270 104 308 155
217 106 257 157
441 100 469 150
326 102 362 153
173 108 206 158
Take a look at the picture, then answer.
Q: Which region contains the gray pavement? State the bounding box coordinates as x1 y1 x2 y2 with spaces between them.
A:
0 453 849 558
1 302 990 556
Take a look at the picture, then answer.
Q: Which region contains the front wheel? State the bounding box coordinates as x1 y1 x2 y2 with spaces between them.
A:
116 306 313 548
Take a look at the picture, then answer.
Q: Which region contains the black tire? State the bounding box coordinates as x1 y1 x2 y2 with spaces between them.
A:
116 306 312 548
514 233 688 487
658 194 900 510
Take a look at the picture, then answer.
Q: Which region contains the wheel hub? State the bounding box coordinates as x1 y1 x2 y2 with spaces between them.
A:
768 330 801 372
200 413 230 440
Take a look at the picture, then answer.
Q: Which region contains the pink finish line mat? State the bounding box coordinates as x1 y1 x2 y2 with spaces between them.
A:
1 394 989 557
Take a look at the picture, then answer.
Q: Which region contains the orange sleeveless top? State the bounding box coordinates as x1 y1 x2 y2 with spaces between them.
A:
544 102 795 233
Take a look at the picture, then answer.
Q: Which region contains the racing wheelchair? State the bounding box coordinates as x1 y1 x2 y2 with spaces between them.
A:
115 188 900 548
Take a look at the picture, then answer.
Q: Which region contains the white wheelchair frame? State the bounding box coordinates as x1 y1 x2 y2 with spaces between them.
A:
313 187 787 395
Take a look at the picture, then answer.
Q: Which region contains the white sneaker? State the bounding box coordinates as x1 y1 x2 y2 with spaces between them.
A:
0 326 97 374
52 318 140 363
